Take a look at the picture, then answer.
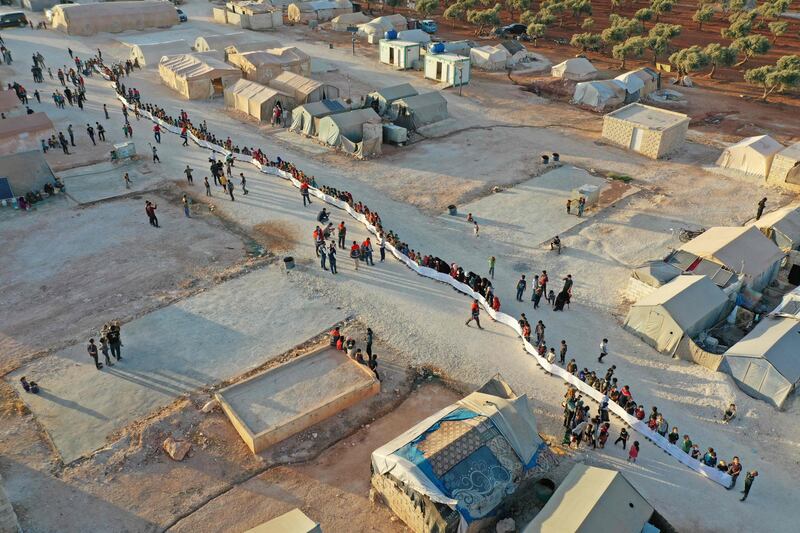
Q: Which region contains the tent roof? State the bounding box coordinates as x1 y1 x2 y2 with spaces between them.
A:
726 135 783 156
326 107 380 130
227 79 289 105
631 260 682 287
523 464 654 533
395 91 446 110
499 39 525 54
369 83 418 102
605 103 689 130
297 99 346 117
130 40 190 65
554 57 597 75
331 11 370 24
269 72 324 97
0 150 55 199
160 54 240 79
633 275 728 328
52 1 176 22
774 141 800 163
724 316 800 384
752 204 800 244
266 46 310 62
195 33 248 51
0 112 53 138
679 226 785 279
397 29 431 43
225 40 281 55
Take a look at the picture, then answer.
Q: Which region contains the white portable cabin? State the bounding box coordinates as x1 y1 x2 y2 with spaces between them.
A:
379 39 420 70
424 53 470 87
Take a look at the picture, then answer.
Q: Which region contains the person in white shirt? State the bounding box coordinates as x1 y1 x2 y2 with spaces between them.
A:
598 338 609 363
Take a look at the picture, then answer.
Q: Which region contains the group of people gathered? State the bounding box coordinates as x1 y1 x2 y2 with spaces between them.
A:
329 326 380 380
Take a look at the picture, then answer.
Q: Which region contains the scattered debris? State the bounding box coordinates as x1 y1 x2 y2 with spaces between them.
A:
162 437 192 461
200 399 219 413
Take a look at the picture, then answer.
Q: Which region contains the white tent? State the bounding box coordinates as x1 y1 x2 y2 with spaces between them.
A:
317 107 380 145
624 275 729 355
364 83 418 115
572 80 626 111
614 68 660 102
357 14 407 43
767 142 800 188
330 11 369 31
129 40 190 68
717 135 783 177
290 99 347 136
679 226 785 291
194 33 249 53
159 54 242 99
224 79 295 121
523 464 654 533
268 72 340 104
721 316 800 409
752 204 800 251
396 29 431 44
551 57 597 81
390 91 448 131
470 45 510 71
50 1 178 36
287 0 351 23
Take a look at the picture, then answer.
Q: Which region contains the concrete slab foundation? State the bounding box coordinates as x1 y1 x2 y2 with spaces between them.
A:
217 346 380 453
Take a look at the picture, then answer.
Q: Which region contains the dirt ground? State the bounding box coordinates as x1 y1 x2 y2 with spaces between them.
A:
0 191 248 374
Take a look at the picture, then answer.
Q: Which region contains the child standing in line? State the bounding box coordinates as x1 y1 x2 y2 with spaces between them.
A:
628 441 640 463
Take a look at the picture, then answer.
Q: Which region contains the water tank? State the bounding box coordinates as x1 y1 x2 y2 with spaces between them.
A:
385 29 397 40
431 42 445 54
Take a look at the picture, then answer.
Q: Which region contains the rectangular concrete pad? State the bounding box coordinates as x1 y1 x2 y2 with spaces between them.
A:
217 347 380 453
9 267 347 464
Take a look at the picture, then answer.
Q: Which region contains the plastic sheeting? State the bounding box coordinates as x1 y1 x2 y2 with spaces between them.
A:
103 67 733 488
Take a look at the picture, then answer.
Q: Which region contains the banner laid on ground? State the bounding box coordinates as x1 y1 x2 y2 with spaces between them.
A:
103 70 732 488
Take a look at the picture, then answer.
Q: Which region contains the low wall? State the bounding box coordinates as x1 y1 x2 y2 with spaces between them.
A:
101 67 732 488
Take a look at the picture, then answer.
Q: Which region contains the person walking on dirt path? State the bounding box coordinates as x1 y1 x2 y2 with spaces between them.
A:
58 132 69 154
465 299 483 329
226 179 235 201
350 241 360 270
301 181 312 206
96 122 105 142
151 145 160 163
123 172 131 189
379 236 386 262
145 200 159 227
153 124 161 144
598 338 609 363
182 194 190 218
338 221 347 248
68 47 73 59
740 471 758 501
204 176 211 196
319 241 328 270
86 123 95 145
756 198 767 221
99 334 113 367
516 275 527 301
566 198 571 215
184 165 193 184
103 103 109 120
239 173 248 195
560 340 567 364
107 322 122 361
328 242 337 274
67 124 75 146
578 197 585 217
87 338 101 370
488 256 496 279
366 328 373 358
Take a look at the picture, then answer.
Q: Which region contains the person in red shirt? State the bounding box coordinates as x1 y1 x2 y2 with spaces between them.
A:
350 241 361 270
492 295 500 312
152 123 161 144
300 181 311 206
465 299 483 329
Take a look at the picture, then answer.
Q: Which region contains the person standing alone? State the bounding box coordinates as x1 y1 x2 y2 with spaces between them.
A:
516 275 527 302
740 471 758 502
488 256 496 279
145 200 158 227
756 198 767 221
598 338 608 363
465 299 483 329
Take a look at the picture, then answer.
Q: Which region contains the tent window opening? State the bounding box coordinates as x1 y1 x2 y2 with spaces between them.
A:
435 61 442 81
211 78 224 96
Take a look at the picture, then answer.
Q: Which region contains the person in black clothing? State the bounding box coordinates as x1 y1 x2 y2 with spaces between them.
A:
87 338 101 369
740 471 758 501
86 123 95 145
107 323 122 360
614 427 629 449
366 328 373 358
756 198 767 221
559 340 567 364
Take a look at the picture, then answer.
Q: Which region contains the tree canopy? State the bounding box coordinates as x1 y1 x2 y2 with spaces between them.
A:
745 55 800 101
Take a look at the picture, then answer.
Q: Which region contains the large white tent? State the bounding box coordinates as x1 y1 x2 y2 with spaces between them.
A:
129 40 190 68
50 1 178 36
523 464 655 533
624 275 729 355
330 11 369 31
551 57 598 81
159 54 242 99
717 135 783 177
572 80 626 111
224 79 295 122
470 45 510 71
721 316 800 409
678 226 785 291
268 72 340 104
767 142 800 188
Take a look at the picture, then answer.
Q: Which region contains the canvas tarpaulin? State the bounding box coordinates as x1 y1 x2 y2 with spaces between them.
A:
105 75 734 490
159 54 242 99
289 100 346 136
50 1 178 36
268 72 340 104
768 142 800 185
317 107 380 146
330 11 369 31
552 57 597 80
129 40 190 68
722 316 800 409
470 45 509 71
523 464 654 533
224 79 294 121
624 275 729 355
390 91 448 131
194 33 248 53
572 80 626 111
679 226 785 290
631 260 682 288
229 48 311 84
364 83 418 115
717 135 783 177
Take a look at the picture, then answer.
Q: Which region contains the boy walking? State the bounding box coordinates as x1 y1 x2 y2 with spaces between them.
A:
465 299 483 329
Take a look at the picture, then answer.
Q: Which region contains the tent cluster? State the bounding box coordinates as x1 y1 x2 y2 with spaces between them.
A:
50 1 178 36
159 54 242 100
213 1 283 30
717 136 800 190
572 68 660 111
286 0 352 24
371 376 549 532
357 14 407 44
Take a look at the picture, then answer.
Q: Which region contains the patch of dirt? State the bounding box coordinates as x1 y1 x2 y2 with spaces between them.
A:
253 220 301 254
